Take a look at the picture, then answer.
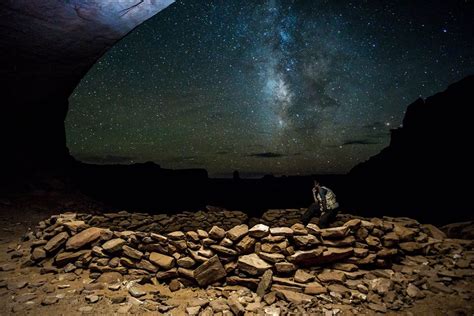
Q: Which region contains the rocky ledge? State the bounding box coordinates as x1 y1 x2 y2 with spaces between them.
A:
1 210 473 315
48 206 249 233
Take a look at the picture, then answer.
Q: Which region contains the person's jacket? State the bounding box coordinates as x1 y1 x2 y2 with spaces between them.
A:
315 186 339 211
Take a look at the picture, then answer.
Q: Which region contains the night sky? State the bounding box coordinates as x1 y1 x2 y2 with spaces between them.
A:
66 0 474 178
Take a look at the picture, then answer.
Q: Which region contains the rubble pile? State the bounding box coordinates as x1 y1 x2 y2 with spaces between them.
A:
56 207 248 233
10 210 472 314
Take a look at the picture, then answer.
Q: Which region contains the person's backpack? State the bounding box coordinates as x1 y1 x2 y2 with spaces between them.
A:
321 186 339 210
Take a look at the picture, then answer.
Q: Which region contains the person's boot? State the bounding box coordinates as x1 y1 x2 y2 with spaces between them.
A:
301 210 312 226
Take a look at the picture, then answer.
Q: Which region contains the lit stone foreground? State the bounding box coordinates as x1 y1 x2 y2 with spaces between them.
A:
4 211 474 315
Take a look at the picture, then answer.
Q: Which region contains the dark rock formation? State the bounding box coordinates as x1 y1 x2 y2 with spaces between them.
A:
70 161 209 211
348 75 474 223
0 0 174 181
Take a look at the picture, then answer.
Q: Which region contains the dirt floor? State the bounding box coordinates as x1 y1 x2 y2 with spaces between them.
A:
0 194 473 315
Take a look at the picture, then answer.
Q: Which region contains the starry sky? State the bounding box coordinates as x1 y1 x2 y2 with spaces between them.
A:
66 0 474 178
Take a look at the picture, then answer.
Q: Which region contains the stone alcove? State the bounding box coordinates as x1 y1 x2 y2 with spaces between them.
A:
0 0 174 178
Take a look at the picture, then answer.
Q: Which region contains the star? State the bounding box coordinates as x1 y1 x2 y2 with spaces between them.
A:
66 0 474 177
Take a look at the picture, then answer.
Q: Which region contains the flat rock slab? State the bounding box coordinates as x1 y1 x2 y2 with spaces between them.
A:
317 270 346 283
226 224 248 241
275 289 314 304
209 226 226 239
128 286 146 298
55 250 90 266
96 271 123 284
122 245 143 260
257 269 273 297
319 226 349 239
149 252 175 269
293 234 320 247
236 236 256 253
102 238 126 253
294 269 314 283
66 227 105 250
304 282 328 295
193 255 227 287
238 253 272 276
63 221 87 232
249 224 270 238
270 227 294 236
44 232 69 253
258 252 285 263
275 262 296 273
369 278 393 295
290 247 353 266
210 245 238 256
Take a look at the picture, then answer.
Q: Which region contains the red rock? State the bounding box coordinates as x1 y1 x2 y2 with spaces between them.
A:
65 227 105 250
193 255 226 286
238 253 272 276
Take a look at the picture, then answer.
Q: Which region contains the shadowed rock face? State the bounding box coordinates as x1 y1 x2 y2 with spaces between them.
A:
348 76 474 222
0 0 174 178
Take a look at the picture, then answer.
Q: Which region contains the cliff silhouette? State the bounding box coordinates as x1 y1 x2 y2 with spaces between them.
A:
348 75 474 223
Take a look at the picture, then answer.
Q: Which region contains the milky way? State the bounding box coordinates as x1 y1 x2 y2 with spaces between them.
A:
67 0 474 177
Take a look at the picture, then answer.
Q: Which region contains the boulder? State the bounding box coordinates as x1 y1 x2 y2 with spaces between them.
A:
228 297 245 316
304 282 328 295
399 242 424 253
44 232 69 253
369 278 393 295
97 272 123 284
406 283 425 299
343 219 362 230
287 249 324 266
238 253 272 276
226 224 248 241
258 252 285 263
291 223 308 235
294 269 314 283
122 245 143 260
317 226 349 239
248 224 270 238
209 226 226 240
269 227 294 236
293 234 320 247
236 236 256 253
136 259 158 273
209 245 238 256
317 270 346 283
167 231 185 240
393 225 416 241
65 227 105 250
62 221 88 233
275 289 314 304
275 262 297 274
149 252 175 269
55 250 89 266
156 268 179 280
256 269 273 297
288 248 352 266
193 255 226 287
422 224 446 240
31 247 46 261
365 236 381 247
102 238 126 253
177 257 196 268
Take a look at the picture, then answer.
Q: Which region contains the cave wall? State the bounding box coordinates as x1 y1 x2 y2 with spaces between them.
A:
0 0 174 180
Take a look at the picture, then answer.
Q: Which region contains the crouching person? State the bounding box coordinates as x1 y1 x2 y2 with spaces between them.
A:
301 179 340 228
